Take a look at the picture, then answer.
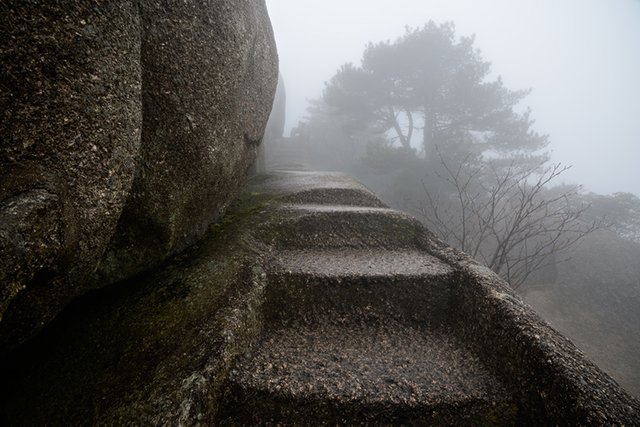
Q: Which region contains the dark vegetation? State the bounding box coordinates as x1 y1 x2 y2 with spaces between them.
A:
294 21 640 396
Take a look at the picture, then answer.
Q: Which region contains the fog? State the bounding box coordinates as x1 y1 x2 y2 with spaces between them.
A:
266 0 640 197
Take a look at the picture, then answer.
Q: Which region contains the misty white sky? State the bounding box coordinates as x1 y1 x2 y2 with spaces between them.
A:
265 0 640 197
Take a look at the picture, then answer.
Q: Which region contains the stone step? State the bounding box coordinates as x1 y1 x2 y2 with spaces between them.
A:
271 248 452 277
217 320 515 424
269 204 424 250
250 170 387 207
265 249 455 327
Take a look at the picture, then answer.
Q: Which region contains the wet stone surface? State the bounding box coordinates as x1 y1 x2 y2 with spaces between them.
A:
220 319 515 423
254 171 372 194
229 320 507 405
269 204 423 251
271 249 453 277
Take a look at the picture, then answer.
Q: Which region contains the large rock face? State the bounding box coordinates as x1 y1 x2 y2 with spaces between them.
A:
97 1 278 284
0 0 278 351
0 1 143 349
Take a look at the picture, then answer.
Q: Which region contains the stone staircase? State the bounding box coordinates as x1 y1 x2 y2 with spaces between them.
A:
2 169 638 424
230 141 518 422
214 170 639 424
217 173 516 422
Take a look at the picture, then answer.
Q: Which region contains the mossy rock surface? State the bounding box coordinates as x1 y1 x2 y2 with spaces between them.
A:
0 184 276 425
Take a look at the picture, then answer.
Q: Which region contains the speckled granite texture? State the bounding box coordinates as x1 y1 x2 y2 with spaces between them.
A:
99 0 278 284
0 0 278 350
0 0 142 350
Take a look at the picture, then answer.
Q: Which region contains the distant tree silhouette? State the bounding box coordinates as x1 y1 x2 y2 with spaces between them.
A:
323 21 548 166
579 192 640 243
306 21 599 289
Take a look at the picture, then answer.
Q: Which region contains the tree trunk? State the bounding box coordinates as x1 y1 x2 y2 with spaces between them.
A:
423 105 436 161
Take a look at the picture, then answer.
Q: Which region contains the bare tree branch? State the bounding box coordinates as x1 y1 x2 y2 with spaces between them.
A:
416 153 603 288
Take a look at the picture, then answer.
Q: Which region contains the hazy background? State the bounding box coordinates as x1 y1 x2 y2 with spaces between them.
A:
265 0 640 197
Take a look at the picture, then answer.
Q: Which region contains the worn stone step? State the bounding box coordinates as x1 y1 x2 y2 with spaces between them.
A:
271 248 452 278
269 204 424 250
218 321 515 424
250 170 387 207
265 249 455 327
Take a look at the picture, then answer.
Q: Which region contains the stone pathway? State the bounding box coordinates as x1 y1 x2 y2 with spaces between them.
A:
217 171 517 424
3 169 637 424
